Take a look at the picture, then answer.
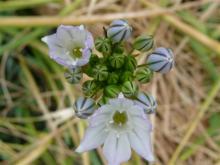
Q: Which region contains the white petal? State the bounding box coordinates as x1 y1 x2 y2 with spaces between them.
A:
56 25 73 49
103 132 131 165
89 112 109 127
128 127 154 162
128 104 147 119
132 116 152 131
69 27 87 48
109 98 134 113
41 34 75 67
79 25 84 30
76 125 107 153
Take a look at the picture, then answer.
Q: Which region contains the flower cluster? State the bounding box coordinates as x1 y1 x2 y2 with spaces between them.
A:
42 20 174 165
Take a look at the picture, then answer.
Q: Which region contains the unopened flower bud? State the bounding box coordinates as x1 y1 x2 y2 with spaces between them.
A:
95 37 111 54
122 81 138 97
135 92 157 114
120 71 133 83
135 67 153 83
147 47 174 74
107 72 119 84
73 97 96 119
104 85 121 98
124 55 137 72
64 68 82 84
97 96 110 106
107 19 132 43
133 35 154 52
109 53 125 69
93 65 108 81
82 80 98 97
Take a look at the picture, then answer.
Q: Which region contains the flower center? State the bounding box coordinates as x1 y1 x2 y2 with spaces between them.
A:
72 48 83 58
112 111 127 125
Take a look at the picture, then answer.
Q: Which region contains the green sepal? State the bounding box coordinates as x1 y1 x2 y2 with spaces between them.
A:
133 35 154 52
107 72 119 84
135 67 153 83
93 65 109 81
108 53 125 69
120 71 133 83
89 54 100 65
104 85 121 98
113 44 124 54
121 81 138 97
95 37 111 54
124 55 137 72
82 80 99 97
97 96 110 106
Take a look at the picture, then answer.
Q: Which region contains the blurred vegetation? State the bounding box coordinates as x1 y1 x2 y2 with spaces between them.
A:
0 0 220 165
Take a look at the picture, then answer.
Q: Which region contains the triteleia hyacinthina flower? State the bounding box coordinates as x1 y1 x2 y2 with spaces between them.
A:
42 25 94 68
76 94 154 165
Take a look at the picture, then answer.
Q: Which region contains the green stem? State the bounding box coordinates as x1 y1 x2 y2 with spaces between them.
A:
137 64 148 68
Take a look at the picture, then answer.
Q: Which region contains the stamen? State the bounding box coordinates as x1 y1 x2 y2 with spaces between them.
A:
112 111 127 125
72 48 83 58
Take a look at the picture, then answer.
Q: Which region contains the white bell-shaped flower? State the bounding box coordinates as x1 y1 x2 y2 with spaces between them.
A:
76 94 154 165
42 25 94 69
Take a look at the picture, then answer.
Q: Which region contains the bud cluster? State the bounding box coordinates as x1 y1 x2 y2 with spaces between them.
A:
43 20 174 119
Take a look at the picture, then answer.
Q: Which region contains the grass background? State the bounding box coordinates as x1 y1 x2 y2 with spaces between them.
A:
0 0 220 165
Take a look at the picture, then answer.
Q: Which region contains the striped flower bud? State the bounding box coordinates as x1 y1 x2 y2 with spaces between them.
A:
93 65 108 81
104 85 121 98
95 37 111 54
135 67 153 83
135 92 157 114
122 81 138 97
147 47 174 74
120 71 133 83
82 80 98 97
109 53 125 69
133 35 154 52
124 55 137 72
107 72 119 84
107 19 132 43
73 97 96 119
64 68 82 84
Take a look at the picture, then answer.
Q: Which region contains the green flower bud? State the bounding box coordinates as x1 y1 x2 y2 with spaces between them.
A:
109 53 125 69
124 55 137 72
89 54 100 65
120 71 133 83
82 80 98 97
93 65 108 81
107 72 119 84
135 67 153 83
97 96 110 106
104 85 121 98
114 44 124 54
73 97 96 119
121 81 138 97
133 35 154 52
95 37 111 54
64 68 82 84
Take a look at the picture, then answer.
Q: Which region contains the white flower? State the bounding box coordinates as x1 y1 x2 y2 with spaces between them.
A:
76 94 154 165
42 25 94 68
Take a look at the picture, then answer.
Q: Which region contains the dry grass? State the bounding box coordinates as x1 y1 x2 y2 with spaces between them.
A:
0 0 220 165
